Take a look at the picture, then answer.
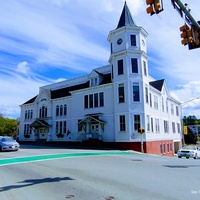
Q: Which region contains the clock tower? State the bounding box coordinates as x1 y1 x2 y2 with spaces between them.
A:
107 2 149 141
107 1 148 81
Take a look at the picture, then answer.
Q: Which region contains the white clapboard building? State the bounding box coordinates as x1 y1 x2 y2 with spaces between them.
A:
19 2 183 155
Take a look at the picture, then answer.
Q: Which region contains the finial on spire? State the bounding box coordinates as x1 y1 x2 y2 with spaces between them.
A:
116 1 136 29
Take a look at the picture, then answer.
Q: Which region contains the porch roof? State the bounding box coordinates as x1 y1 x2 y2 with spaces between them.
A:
78 116 106 124
29 119 51 128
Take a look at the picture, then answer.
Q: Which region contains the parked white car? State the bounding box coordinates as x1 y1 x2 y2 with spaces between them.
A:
0 136 20 151
177 146 200 159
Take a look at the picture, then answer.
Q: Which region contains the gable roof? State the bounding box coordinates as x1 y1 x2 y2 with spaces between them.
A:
23 95 37 105
29 119 51 127
116 2 136 29
23 72 112 105
149 79 165 91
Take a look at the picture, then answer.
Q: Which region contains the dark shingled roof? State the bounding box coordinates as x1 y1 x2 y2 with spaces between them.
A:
116 2 136 29
51 81 90 99
23 95 37 105
23 73 112 104
149 79 165 91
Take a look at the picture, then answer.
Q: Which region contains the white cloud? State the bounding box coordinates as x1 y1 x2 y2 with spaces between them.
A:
0 0 200 119
16 61 30 75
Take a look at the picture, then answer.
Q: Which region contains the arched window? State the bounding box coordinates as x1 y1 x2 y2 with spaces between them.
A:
64 104 67 115
60 105 63 116
25 111 28 120
56 105 59 116
30 110 33 119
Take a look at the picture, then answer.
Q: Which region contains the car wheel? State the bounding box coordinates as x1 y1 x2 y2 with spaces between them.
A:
178 156 181 158
186 157 189 159
194 154 197 159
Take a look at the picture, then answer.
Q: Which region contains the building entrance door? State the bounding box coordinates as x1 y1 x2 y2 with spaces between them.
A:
91 124 99 138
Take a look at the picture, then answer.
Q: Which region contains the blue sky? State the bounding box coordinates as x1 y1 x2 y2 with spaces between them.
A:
1 0 200 119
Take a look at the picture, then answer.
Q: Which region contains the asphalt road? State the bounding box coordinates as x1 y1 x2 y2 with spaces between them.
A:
0 144 200 200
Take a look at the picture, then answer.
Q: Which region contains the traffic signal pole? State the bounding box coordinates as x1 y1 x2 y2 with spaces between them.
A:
171 0 200 31
146 0 200 50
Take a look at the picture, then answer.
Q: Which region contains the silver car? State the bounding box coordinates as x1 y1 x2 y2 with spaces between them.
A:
0 136 20 151
177 146 200 159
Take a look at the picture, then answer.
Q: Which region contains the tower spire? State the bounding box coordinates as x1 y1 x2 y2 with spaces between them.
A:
116 2 136 29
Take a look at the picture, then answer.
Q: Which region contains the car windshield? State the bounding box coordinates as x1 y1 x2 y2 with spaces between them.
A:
182 146 196 150
1 137 15 142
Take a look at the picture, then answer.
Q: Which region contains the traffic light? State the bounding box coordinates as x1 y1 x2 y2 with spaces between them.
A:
188 26 200 50
146 0 155 15
138 128 145 134
146 0 163 15
180 24 193 45
154 0 161 12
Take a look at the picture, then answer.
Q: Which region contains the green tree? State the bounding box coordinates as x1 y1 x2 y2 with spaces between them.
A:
183 115 198 125
0 115 18 136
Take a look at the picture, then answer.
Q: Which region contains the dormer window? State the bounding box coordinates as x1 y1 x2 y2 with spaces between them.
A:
90 77 98 87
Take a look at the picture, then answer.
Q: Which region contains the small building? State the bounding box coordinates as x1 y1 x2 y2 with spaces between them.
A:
19 2 183 156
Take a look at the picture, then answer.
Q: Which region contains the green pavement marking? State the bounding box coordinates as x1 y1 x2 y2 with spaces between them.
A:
0 151 135 166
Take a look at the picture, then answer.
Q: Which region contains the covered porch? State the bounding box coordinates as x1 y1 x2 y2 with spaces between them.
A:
29 119 51 140
77 114 106 141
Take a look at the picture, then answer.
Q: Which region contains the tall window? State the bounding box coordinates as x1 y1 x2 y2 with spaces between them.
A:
60 105 63 116
151 118 154 133
56 122 59 134
134 115 140 131
56 105 59 116
176 106 179 116
94 93 98 107
118 83 125 103
63 121 67 134
155 119 160 133
164 120 169 133
59 121 62 134
162 97 164 112
120 115 126 131
146 115 150 131
143 60 147 76
154 95 158 109
145 87 148 103
84 95 88 109
89 94 93 108
130 34 136 46
133 83 140 102
171 103 174 115
177 123 180 133
30 110 33 119
131 58 138 73
166 100 169 113
118 59 124 75
172 122 176 133
160 144 163 154
64 104 67 115
150 93 152 107
99 92 104 107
